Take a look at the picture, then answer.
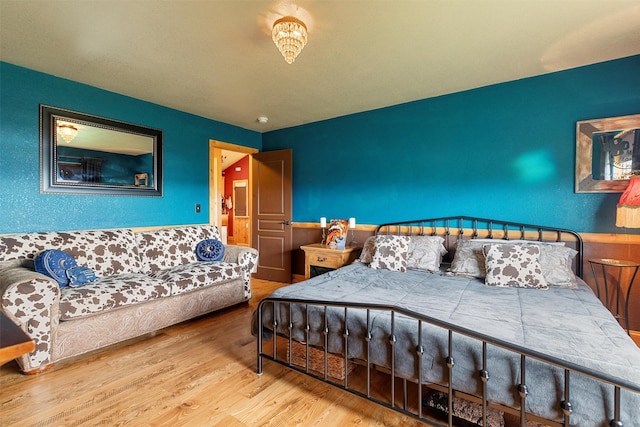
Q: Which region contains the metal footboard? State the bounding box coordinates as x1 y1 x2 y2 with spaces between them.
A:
256 297 640 427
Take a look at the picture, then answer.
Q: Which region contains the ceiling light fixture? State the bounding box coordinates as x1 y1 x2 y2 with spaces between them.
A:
272 16 307 64
58 124 78 144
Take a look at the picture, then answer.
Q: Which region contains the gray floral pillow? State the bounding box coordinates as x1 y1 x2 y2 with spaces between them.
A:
369 235 410 272
448 239 493 278
483 243 548 289
406 235 447 272
535 244 578 289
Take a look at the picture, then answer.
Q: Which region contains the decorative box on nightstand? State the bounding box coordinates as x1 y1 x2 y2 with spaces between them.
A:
300 243 362 279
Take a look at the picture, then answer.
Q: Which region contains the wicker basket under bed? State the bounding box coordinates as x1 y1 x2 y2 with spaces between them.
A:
287 341 356 380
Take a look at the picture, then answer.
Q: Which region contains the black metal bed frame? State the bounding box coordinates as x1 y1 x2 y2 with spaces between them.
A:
256 216 639 427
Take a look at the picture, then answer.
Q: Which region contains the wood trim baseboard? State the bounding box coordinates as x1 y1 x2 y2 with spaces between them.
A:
630 330 640 347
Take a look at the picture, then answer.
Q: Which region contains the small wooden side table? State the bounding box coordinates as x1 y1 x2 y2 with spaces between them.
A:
300 243 362 279
588 258 639 335
0 311 35 366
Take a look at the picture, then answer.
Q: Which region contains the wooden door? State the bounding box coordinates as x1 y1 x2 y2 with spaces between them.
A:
251 149 292 283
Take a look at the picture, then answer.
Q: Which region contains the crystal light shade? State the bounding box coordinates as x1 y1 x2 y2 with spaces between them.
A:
58 124 78 144
616 176 640 228
272 16 307 64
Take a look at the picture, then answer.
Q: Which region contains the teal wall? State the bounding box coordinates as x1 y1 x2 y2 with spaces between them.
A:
2 57 639 235
0 62 261 233
263 55 640 233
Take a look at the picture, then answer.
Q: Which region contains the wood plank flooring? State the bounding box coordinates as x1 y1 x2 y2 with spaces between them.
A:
0 279 426 427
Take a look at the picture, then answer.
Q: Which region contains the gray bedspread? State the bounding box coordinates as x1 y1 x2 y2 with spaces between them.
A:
257 263 640 426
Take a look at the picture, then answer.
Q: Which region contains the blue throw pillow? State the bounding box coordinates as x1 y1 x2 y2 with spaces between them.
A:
34 249 78 287
66 266 99 287
195 239 225 262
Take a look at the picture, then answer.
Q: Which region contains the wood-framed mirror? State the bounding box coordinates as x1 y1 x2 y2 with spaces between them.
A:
40 105 163 197
575 113 640 193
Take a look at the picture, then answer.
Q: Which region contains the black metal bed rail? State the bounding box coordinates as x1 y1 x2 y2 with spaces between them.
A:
256 297 640 427
375 216 584 278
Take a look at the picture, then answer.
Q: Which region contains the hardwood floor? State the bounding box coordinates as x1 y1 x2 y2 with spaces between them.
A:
0 279 426 427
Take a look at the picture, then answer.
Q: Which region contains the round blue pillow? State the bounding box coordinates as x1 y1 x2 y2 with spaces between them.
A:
195 239 225 262
34 249 78 287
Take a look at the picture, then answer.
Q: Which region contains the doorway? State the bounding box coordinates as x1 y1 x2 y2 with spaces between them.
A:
209 140 258 245
209 142 293 282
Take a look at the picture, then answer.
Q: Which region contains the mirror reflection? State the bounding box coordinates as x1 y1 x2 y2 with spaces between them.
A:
55 119 154 186
40 105 163 197
592 128 640 181
575 114 640 193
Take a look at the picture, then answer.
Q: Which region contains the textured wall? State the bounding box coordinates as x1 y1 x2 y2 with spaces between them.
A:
0 62 261 233
263 55 640 234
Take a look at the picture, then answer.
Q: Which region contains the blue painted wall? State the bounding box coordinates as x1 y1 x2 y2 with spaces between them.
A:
0 62 261 233
2 57 639 235
263 55 640 233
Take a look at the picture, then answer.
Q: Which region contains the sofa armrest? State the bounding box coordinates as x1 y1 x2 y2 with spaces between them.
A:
222 245 259 299
222 245 259 273
0 264 60 373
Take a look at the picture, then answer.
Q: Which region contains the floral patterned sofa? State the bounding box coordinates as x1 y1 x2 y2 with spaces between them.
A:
0 225 258 374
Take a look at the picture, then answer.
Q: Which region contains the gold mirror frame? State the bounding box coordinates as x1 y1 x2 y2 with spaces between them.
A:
575 113 640 193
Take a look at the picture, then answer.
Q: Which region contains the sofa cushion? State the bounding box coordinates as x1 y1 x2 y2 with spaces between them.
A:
150 262 241 296
136 226 221 274
0 229 142 276
59 273 171 320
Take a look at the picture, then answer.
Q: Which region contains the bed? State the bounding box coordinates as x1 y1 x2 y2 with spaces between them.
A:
254 216 640 427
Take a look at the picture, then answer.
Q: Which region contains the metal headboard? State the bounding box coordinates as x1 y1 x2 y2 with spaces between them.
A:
375 216 584 278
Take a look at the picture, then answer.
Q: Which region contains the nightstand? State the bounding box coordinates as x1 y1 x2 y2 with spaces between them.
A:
588 258 639 334
300 243 362 279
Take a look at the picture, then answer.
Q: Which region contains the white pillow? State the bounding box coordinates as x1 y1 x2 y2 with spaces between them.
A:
369 235 410 272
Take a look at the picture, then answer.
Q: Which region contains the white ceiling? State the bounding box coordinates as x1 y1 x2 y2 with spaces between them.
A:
1 1 640 133
221 150 248 171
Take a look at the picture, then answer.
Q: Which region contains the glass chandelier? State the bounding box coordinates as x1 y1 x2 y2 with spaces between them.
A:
58 124 78 144
272 16 308 64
